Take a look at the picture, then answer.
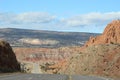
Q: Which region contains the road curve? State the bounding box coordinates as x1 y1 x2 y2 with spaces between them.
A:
0 74 114 80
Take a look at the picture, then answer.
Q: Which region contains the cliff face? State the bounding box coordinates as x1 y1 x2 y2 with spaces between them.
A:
14 47 72 63
13 47 81 74
85 20 120 47
0 40 20 72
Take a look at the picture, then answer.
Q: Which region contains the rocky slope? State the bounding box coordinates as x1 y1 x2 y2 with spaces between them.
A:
0 40 20 72
59 44 120 78
50 20 120 78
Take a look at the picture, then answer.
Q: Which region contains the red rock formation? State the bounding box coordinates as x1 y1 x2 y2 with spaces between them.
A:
0 40 20 72
13 47 76 63
85 20 120 47
56 20 120 78
60 44 120 78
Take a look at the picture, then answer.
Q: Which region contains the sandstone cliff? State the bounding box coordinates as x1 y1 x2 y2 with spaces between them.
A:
13 47 81 74
56 20 120 78
0 40 20 72
85 20 120 47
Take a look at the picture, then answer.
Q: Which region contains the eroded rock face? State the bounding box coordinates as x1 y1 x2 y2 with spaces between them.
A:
13 47 81 74
85 20 120 47
55 20 120 78
60 44 120 78
0 40 20 72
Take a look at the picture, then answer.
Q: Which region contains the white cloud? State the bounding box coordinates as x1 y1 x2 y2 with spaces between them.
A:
61 12 120 27
0 12 120 33
0 12 56 24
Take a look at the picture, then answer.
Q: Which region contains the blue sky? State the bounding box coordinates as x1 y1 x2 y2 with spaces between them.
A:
0 0 120 33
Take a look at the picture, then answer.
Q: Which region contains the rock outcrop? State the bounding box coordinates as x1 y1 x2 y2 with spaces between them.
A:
59 44 120 78
85 20 120 47
0 40 20 72
56 20 120 78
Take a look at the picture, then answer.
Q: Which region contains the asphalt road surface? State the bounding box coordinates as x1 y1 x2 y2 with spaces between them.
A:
0 74 114 80
31 63 42 73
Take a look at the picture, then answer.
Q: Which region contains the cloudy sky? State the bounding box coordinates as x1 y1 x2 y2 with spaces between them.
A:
0 0 120 33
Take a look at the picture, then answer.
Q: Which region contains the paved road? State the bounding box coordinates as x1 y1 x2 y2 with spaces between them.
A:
0 74 114 80
0 74 68 80
31 63 42 73
72 75 113 80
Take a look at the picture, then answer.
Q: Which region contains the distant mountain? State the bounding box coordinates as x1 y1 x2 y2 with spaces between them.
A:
0 28 100 48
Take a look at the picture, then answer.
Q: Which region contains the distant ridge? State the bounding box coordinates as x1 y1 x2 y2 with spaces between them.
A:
0 27 100 33
0 28 99 47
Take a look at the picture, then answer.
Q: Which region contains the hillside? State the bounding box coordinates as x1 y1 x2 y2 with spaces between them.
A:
58 44 120 78
53 20 120 78
85 20 120 46
0 28 99 48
